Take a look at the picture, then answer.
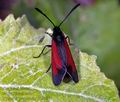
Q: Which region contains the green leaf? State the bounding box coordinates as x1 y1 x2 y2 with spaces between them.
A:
0 14 119 102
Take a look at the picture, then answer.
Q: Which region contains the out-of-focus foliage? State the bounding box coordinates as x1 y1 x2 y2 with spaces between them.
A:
77 0 120 91
2 0 120 93
74 0 96 6
0 0 16 20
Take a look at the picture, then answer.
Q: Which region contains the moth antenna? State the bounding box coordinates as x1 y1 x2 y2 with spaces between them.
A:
35 8 55 27
58 4 80 27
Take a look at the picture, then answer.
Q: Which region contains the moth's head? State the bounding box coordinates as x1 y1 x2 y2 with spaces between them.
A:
53 27 62 35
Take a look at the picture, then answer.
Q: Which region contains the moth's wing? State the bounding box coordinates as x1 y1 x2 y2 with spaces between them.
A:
64 38 79 83
51 40 66 85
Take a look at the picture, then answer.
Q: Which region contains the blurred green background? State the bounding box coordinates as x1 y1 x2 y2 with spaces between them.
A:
0 0 120 94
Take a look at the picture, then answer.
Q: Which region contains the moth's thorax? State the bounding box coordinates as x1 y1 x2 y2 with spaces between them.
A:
52 27 64 43
53 27 62 35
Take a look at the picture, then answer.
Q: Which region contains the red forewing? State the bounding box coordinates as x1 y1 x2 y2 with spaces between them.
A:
64 36 79 83
52 40 67 85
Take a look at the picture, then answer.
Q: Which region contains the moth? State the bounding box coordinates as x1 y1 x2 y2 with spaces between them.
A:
34 4 80 85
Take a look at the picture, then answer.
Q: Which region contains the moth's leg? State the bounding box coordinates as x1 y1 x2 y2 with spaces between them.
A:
45 32 52 37
46 64 51 73
33 45 51 58
43 49 51 55
65 36 74 45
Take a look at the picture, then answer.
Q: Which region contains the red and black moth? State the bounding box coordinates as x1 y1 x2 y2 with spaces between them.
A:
34 4 80 85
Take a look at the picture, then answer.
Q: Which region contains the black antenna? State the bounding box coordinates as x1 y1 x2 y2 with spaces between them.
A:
35 8 55 27
58 4 80 27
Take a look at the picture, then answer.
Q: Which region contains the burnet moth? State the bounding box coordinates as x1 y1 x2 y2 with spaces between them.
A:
34 4 80 85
